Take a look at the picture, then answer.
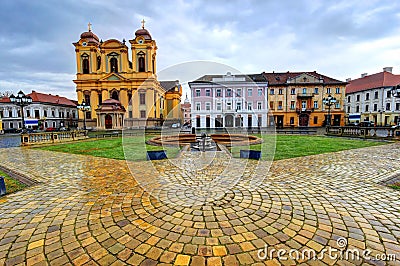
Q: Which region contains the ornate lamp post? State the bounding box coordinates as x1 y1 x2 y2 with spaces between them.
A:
9 90 32 131
77 100 91 130
322 94 337 127
392 85 400 126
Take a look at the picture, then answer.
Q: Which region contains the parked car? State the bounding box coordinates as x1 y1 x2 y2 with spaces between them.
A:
45 127 57 132
392 122 400 129
3 128 21 134
347 122 359 127
360 121 374 127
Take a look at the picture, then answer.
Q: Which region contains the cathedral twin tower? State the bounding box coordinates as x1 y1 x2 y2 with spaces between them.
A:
73 21 182 129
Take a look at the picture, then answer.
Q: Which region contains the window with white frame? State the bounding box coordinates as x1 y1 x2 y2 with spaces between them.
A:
248 88 253 97
226 89 232 97
247 102 252 110
327 88 331 94
216 89 222 97
237 89 242 97
216 102 222 111
236 102 242 111
257 101 262 110
206 89 211 97
336 87 340 94
226 102 232 110
196 89 200 97
314 101 318 109
291 88 296 95
258 88 262 96
290 101 295 109
205 102 211 110
196 103 201 111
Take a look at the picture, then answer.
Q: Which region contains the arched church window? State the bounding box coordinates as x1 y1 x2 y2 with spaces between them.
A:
110 57 118 73
82 54 89 74
97 56 101 70
111 91 119 101
138 52 145 72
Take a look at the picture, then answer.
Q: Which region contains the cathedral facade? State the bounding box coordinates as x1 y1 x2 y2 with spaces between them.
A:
73 22 182 129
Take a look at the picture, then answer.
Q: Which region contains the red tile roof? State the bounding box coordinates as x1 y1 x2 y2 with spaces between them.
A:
28 91 76 106
346 71 400 94
0 97 10 103
262 71 345 85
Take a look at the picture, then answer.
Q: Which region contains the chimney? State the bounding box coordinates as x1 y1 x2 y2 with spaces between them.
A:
361 73 368 78
383 67 393 73
346 78 351 82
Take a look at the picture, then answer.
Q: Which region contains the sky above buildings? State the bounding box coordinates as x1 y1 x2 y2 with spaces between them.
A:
1 0 400 100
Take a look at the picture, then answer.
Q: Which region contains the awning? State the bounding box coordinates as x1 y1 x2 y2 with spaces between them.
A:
25 119 38 126
348 114 361 121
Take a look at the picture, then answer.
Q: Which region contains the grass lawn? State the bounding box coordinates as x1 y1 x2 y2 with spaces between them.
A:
36 134 388 161
231 135 387 160
36 135 181 161
389 183 400 190
0 170 27 195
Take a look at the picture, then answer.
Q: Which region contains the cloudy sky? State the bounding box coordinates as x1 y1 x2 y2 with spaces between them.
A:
1 0 400 100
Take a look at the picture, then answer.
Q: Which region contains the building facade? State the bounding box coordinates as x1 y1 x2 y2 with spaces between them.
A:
189 72 268 128
345 68 400 126
262 71 347 128
181 94 191 126
0 91 78 130
73 22 181 129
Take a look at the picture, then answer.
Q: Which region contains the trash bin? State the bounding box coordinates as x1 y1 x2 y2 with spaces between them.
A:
0 176 6 196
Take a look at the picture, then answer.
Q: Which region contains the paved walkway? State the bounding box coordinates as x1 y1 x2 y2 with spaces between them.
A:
0 144 399 265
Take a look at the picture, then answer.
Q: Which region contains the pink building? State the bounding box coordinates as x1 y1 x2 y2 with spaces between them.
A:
181 94 191 126
189 72 268 128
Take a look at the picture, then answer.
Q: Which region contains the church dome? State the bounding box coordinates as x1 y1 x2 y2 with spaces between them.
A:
135 28 152 40
80 31 99 44
80 23 99 45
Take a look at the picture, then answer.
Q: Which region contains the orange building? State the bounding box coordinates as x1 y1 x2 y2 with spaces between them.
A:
262 71 347 128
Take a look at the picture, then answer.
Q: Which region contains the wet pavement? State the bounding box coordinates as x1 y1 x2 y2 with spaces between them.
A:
0 135 20 148
0 144 399 265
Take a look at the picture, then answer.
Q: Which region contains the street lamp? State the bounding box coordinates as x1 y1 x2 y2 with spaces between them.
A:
392 85 400 100
322 94 337 127
77 100 91 130
9 90 33 131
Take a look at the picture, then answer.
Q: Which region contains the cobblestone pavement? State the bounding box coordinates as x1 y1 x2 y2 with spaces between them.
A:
0 143 399 266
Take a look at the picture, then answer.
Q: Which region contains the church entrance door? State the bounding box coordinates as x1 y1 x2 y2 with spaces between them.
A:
105 114 113 129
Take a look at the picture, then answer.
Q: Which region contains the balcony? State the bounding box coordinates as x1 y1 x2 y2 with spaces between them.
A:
297 93 315 98
296 108 314 114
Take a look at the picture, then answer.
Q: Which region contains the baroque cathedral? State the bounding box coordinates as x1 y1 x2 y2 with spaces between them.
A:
73 21 182 129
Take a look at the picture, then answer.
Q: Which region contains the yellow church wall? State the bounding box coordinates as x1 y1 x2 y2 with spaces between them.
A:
73 23 181 129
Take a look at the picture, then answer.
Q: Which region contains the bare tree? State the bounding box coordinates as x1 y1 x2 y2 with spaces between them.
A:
0 90 14 97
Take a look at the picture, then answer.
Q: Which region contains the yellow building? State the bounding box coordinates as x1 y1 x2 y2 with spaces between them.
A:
263 71 347 128
73 22 181 129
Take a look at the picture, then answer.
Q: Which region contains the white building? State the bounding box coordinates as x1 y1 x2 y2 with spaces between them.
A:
188 72 269 128
346 68 400 126
0 90 78 130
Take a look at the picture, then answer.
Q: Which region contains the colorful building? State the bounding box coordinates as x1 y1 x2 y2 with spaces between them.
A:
345 67 400 126
73 22 181 129
262 71 347 128
189 72 268 128
0 91 77 130
181 94 191 126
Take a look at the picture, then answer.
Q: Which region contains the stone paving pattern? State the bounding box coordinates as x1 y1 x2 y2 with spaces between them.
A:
0 144 399 265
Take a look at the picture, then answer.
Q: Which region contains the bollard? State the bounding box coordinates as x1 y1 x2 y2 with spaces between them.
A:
0 176 6 196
